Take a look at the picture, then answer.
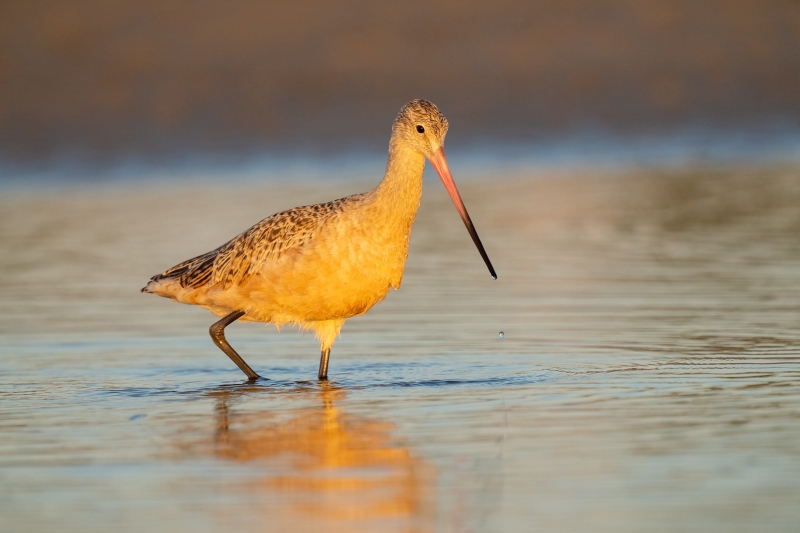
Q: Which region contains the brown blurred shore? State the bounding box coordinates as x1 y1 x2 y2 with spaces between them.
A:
1 0 799 168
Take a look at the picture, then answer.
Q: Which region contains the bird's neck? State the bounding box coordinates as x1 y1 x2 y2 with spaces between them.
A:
355 138 426 289
372 139 425 219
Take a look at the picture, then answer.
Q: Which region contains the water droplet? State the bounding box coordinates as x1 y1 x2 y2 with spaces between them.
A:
498 331 505 338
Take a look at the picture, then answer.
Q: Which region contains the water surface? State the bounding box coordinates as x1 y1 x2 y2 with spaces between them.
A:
1 165 799 532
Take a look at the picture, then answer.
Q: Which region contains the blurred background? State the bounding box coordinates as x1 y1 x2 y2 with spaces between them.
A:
1 0 799 180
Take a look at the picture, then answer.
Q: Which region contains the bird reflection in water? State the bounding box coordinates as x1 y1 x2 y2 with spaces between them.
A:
196 383 435 532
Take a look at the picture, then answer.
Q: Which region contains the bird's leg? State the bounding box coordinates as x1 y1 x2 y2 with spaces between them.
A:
209 311 261 380
318 347 331 381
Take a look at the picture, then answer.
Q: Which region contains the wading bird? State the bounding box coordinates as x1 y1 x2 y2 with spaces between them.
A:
142 100 496 381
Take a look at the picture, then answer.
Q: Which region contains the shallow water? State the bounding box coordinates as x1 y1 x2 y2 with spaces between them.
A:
2 165 800 532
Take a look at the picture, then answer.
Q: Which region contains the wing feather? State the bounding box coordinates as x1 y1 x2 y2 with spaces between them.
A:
148 195 360 290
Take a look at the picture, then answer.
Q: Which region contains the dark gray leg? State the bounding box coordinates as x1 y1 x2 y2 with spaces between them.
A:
209 311 261 380
318 348 331 381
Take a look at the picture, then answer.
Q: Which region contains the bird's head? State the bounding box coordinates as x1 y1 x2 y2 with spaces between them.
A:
392 100 496 280
392 99 449 158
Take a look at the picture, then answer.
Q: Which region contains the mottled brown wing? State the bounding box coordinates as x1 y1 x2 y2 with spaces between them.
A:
150 196 355 290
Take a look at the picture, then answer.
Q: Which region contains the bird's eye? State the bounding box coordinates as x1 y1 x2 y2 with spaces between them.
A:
416 125 425 134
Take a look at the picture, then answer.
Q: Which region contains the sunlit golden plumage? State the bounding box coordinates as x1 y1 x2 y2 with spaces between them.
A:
142 100 495 380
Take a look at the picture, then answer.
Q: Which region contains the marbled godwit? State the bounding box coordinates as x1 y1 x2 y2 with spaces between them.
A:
142 100 495 381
